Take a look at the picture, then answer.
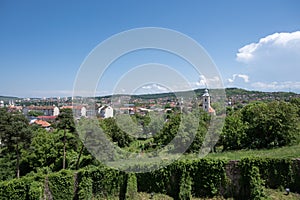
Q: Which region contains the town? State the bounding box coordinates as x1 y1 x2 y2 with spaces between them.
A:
1 88 298 130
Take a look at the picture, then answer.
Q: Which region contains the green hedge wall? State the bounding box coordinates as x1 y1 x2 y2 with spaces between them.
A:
48 170 75 200
0 158 300 199
0 175 44 200
136 159 227 199
76 166 126 199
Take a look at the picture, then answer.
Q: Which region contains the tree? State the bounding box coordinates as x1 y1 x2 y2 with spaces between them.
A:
241 101 298 149
290 97 300 117
75 118 100 170
221 111 247 151
100 117 133 148
27 110 44 117
153 113 181 148
0 108 32 178
55 108 75 169
143 112 164 136
20 128 61 173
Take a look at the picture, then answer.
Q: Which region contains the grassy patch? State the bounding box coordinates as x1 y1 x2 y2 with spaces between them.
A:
123 190 300 199
265 188 300 200
183 143 300 161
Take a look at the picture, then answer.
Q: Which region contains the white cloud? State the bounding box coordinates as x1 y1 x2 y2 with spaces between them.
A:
138 83 168 94
228 74 249 83
237 31 300 63
194 75 222 88
141 84 168 91
235 31 300 93
197 75 207 87
251 81 300 91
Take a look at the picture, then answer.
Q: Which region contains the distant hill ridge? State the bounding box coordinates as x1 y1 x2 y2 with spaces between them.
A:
97 87 299 100
0 88 299 100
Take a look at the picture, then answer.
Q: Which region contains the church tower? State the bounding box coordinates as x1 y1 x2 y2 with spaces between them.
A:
202 88 210 112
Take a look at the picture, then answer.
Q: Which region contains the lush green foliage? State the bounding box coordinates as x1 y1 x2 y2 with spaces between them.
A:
179 171 192 200
0 158 300 199
27 110 44 117
48 170 75 200
100 117 134 148
0 176 44 200
0 108 33 178
126 173 138 199
0 96 300 199
221 101 299 150
239 162 266 199
77 175 93 200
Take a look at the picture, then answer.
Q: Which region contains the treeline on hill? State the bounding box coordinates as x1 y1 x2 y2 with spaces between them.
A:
0 97 299 198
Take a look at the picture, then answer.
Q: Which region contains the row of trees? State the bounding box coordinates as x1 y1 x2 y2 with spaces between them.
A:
0 108 96 181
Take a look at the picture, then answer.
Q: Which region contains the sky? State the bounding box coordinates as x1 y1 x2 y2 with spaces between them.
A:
0 0 300 97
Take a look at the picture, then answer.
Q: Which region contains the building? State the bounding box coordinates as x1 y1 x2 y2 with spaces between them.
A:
202 89 216 115
98 105 114 118
23 105 58 116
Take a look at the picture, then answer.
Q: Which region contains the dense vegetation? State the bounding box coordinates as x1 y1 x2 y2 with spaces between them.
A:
0 158 300 199
0 92 299 199
221 101 299 150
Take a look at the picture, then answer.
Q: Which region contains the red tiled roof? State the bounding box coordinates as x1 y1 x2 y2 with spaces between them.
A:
61 105 84 109
37 116 57 119
34 120 51 127
27 106 55 110
208 107 215 113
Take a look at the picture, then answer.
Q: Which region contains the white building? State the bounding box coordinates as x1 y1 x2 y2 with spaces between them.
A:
81 106 87 117
202 89 216 115
98 105 114 118
53 106 60 116
0 101 4 108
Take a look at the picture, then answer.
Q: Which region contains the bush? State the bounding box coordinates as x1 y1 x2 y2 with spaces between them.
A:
0 176 44 200
239 160 266 200
48 170 75 200
126 173 137 199
179 171 192 200
78 176 93 200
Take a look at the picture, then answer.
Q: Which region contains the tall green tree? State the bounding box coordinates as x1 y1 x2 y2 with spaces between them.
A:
100 117 133 148
221 111 247 151
55 108 75 169
0 108 32 178
20 128 61 173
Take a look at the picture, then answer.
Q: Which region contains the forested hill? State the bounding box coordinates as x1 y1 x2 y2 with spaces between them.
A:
0 88 298 102
97 88 299 102
0 96 18 101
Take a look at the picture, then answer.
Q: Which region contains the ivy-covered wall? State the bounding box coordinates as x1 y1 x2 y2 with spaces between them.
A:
0 158 299 200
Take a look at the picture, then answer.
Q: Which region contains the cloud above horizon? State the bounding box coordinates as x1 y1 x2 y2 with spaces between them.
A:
237 31 300 63
235 31 300 92
228 74 249 83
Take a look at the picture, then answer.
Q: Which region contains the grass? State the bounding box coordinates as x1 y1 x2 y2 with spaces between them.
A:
112 189 300 199
107 143 300 170
265 188 300 200
182 143 300 161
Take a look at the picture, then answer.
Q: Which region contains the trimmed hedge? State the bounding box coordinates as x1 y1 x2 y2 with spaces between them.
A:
0 176 44 200
125 173 137 199
48 170 75 200
76 166 126 199
0 158 300 199
136 159 227 199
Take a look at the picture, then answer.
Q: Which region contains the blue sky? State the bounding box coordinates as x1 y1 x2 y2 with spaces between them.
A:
0 0 300 97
